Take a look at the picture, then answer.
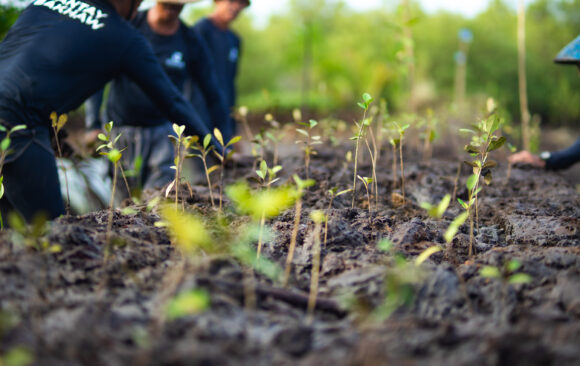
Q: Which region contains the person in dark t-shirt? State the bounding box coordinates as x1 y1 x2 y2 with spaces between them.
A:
189 0 249 144
85 0 229 190
509 35 580 170
0 0 215 221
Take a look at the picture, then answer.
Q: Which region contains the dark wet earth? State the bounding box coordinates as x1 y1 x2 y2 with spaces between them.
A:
0 147 579 366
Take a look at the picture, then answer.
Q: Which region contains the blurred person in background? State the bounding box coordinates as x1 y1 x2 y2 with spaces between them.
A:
509 35 580 170
188 0 250 144
85 0 229 191
0 0 214 222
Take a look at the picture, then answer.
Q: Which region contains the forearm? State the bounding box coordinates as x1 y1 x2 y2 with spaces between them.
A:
545 138 580 170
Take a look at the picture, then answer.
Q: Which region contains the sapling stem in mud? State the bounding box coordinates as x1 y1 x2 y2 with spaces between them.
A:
50 112 70 215
167 124 196 211
296 119 322 180
420 109 438 162
283 174 315 287
357 176 374 223
0 124 26 229
213 128 241 211
505 143 517 182
351 93 374 208
307 210 325 324
363 121 379 210
255 160 283 259
191 134 217 207
96 122 125 248
392 122 410 204
264 113 282 166
460 113 505 256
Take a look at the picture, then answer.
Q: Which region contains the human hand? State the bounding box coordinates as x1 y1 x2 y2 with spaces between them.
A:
508 150 546 168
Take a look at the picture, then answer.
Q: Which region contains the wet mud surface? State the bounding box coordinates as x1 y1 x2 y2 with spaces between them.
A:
0 146 579 366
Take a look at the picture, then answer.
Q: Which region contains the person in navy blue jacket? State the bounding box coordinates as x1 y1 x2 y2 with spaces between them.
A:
509 35 580 170
189 0 249 144
85 0 229 190
0 0 215 221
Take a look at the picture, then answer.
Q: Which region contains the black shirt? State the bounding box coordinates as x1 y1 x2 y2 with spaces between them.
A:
87 11 228 131
190 17 240 142
0 0 210 139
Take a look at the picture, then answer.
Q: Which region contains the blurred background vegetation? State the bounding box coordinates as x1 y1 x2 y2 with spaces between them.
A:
1 0 579 128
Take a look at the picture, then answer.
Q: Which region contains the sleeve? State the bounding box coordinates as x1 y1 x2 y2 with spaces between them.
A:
120 31 213 142
187 31 232 142
84 88 104 130
545 138 580 170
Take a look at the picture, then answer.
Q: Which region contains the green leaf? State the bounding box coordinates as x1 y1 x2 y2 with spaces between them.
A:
457 198 468 210
508 273 532 284
415 246 442 266
487 136 506 152
483 171 492 185
166 290 210 320
213 128 224 146
207 165 219 174
444 211 468 243
422 194 451 219
226 135 242 147
506 260 522 273
377 238 394 252
466 174 477 191
256 170 265 180
483 160 497 169
480 266 501 279
0 125 6 132
459 128 475 134
357 102 366 110
362 93 373 104
9 125 26 133
97 133 108 142
336 188 352 197
296 129 309 137
0 180 4 199
464 144 479 154
2 346 34 366
463 160 478 168
309 119 318 128
108 149 122 164
1 137 11 152
271 166 283 175
203 134 212 149
105 121 113 133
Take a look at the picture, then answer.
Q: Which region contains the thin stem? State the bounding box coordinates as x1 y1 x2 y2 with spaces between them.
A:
352 109 367 208
452 162 461 202
219 147 226 212
105 161 118 259
399 138 406 204
306 220 322 324
53 128 70 215
283 198 302 287
119 164 132 199
256 209 266 259
368 127 379 209
202 154 215 207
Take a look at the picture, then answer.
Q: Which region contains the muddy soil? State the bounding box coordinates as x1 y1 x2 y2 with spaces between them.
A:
0 144 579 366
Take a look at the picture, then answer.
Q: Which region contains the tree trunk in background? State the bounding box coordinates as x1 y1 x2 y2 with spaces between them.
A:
518 0 531 151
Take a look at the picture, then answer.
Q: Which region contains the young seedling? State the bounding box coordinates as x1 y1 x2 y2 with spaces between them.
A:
480 259 532 323
392 121 410 204
351 93 374 208
251 128 268 169
50 112 71 215
96 121 125 246
420 109 438 162
296 119 322 180
191 133 217 207
236 106 253 142
420 194 469 246
213 128 241 211
283 174 315 287
167 124 197 211
460 113 505 256
0 124 26 229
357 175 374 222
307 210 325 324
264 113 282 166
255 160 283 258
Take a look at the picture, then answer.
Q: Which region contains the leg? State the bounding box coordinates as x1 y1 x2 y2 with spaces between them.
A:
1 142 65 222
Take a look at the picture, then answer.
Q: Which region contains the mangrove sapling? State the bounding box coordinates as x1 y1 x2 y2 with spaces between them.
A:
392 122 410 204
363 117 380 210
167 124 196 211
296 119 322 179
213 128 242 211
307 210 325 324
255 160 283 258
283 174 315 287
480 259 532 323
420 109 438 162
357 176 374 223
0 124 26 229
251 128 268 169
420 194 469 247
265 113 282 166
351 93 374 208
191 134 217 207
460 113 506 256
50 112 71 215
96 121 126 246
